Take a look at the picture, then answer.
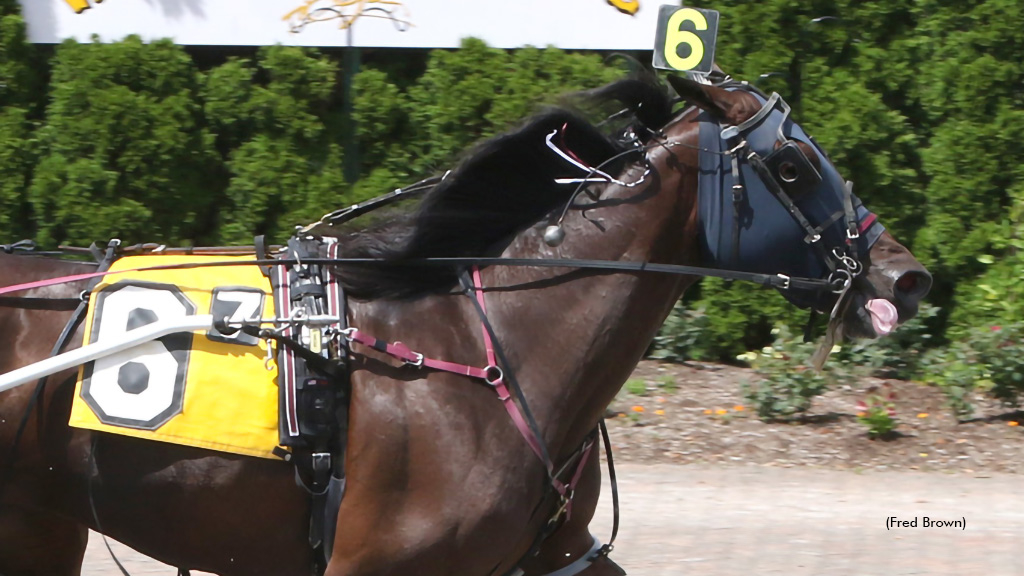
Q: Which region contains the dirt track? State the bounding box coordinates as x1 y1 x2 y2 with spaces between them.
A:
83 463 1024 576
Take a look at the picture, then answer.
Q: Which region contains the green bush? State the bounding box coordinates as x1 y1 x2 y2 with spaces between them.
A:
856 384 898 438
926 322 1024 420
649 301 712 362
739 325 838 420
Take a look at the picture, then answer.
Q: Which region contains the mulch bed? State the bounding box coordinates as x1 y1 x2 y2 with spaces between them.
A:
606 360 1024 474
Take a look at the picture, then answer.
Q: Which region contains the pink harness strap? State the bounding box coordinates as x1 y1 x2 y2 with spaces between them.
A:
343 267 592 518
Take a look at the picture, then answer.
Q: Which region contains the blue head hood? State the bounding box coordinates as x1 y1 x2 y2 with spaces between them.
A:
696 91 884 310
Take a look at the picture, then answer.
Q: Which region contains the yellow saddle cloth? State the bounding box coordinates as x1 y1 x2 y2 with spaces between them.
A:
68 255 282 460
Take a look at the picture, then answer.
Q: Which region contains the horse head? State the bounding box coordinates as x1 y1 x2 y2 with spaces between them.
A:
664 74 932 341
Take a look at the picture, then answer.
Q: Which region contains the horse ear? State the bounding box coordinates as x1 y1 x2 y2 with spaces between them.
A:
666 74 759 126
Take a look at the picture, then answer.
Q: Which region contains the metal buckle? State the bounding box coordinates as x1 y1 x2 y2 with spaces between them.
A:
403 351 425 367
311 452 331 472
776 274 791 290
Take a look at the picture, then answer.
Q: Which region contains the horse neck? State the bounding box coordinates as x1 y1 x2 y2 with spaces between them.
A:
482 121 703 456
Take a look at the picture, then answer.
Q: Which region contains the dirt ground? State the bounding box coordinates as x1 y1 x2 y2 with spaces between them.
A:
82 360 1024 575
84 463 1024 576
606 360 1024 474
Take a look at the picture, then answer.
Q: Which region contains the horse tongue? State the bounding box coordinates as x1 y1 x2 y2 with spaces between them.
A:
865 299 898 336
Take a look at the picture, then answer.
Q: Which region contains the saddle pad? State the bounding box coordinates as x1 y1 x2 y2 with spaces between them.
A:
69 254 282 459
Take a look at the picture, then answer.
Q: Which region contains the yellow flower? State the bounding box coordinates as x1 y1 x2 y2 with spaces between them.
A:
655 409 665 416
857 412 865 418
631 405 645 413
917 413 929 418
919 452 928 457
715 409 727 415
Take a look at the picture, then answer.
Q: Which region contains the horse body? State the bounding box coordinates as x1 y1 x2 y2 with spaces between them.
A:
0 76 930 576
329 128 702 575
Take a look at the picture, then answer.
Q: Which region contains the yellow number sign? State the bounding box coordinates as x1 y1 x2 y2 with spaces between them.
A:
652 5 719 74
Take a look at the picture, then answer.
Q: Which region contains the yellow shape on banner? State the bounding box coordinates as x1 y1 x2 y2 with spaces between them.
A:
65 0 103 14
607 0 640 15
68 255 282 460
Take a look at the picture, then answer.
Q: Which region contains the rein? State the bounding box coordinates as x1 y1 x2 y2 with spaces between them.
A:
0 255 834 298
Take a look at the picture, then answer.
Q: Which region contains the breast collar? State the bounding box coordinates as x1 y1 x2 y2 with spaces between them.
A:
696 85 885 311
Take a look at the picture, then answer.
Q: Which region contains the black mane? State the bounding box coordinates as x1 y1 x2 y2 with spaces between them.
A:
334 76 675 300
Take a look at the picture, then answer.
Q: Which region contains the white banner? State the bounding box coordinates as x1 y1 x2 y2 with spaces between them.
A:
21 0 667 49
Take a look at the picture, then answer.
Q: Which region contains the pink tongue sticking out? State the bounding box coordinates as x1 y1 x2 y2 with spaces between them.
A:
865 299 898 336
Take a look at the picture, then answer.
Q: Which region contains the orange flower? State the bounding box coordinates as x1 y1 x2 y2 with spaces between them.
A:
631 405 645 413
715 409 727 415
917 413 929 419
1009 421 1019 427
733 405 745 412
703 409 712 415
857 412 865 418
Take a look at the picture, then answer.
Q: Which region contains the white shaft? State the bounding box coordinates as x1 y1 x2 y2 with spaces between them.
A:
0 315 215 394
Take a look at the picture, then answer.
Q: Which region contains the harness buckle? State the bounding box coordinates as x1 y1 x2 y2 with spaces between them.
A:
311 452 331 472
403 351 425 367
804 233 822 244
847 227 860 240
776 274 791 290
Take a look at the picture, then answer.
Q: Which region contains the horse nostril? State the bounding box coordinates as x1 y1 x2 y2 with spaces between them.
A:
894 270 932 300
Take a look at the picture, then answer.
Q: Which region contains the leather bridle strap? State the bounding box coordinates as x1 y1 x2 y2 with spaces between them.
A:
0 256 832 297
596 418 620 555
460 267 556 478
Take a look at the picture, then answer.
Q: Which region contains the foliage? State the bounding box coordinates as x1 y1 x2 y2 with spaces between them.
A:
624 378 647 396
739 325 837 420
656 279 806 363
926 323 1024 420
649 301 712 362
29 37 216 246
856 384 898 438
204 46 349 244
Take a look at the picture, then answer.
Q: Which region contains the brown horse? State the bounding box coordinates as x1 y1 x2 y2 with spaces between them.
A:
0 74 931 576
